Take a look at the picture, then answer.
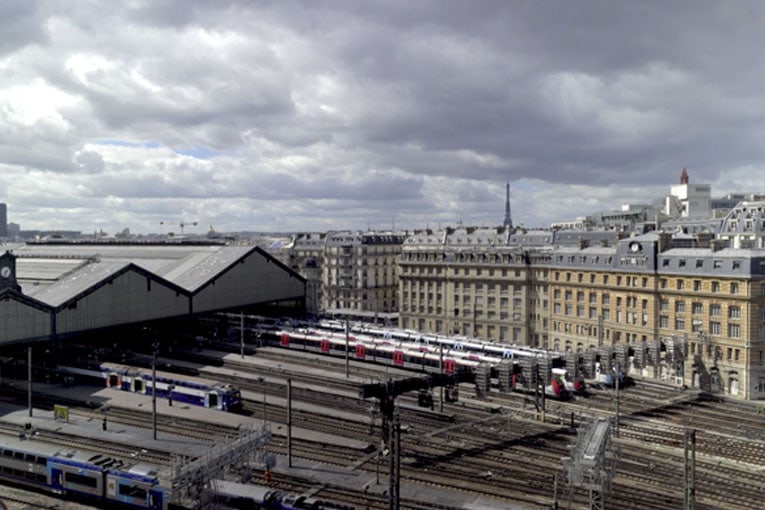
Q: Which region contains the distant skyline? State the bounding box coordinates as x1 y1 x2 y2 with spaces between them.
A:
3 2 765 234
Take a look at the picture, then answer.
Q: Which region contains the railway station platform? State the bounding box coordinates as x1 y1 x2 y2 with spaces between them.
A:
0 382 373 452
0 399 201 460
165 348 458 425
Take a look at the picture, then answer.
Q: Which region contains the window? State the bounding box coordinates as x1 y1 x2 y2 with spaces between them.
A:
675 317 686 331
693 280 701 291
119 484 148 499
675 301 685 313
729 306 740 319
711 281 720 293
660 278 667 289
713 260 722 269
710 304 721 316
729 324 741 338
692 302 703 315
695 259 703 268
709 321 721 335
731 282 739 294
659 316 669 328
602 309 610 320
677 279 685 290
660 300 669 311
602 294 610 305
65 472 98 488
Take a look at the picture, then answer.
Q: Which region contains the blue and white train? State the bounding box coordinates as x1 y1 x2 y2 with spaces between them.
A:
0 434 168 509
57 362 242 412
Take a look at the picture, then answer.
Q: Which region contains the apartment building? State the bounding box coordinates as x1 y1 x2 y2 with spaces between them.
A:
287 232 326 314
398 226 553 346
400 209 765 399
321 231 405 319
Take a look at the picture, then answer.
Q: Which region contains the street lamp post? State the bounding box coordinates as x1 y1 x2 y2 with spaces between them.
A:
152 339 159 440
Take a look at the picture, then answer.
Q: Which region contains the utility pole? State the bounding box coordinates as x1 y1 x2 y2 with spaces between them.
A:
287 378 293 467
598 315 604 347
614 361 620 438
152 339 159 440
240 311 245 359
439 343 444 413
27 347 32 417
345 318 350 378
388 411 401 510
684 429 696 510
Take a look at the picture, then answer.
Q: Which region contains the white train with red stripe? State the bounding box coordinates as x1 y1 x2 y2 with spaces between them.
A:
272 330 575 399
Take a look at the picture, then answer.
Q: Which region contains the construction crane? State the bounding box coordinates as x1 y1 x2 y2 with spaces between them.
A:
179 221 198 236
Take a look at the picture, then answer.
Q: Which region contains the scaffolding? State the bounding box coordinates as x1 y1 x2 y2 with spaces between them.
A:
561 417 616 510
170 424 272 509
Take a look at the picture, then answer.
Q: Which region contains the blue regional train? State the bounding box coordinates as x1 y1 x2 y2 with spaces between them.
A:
57 362 242 411
0 434 168 509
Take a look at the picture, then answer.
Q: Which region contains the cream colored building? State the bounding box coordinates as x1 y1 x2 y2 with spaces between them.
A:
399 226 552 346
399 216 765 400
321 231 405 320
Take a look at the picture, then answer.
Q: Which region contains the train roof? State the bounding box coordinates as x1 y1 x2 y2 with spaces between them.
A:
213 479 279 500
0 434 153 474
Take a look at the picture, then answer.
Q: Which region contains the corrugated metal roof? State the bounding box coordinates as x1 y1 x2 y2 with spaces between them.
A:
25 260 130 306
170 246 254 291
13 243 256 305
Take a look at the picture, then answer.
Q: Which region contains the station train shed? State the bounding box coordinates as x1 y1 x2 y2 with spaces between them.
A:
0 240 305 357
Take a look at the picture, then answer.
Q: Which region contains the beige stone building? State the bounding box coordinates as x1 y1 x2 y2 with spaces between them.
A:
399 226 553 346
399 213 765 400
321 231 405 321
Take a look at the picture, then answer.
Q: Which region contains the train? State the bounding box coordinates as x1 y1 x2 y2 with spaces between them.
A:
208 479 353 510
269 329 581 399
57 362 243 412
0 434 168 509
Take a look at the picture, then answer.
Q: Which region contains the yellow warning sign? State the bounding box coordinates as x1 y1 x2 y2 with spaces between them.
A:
53 405 69 422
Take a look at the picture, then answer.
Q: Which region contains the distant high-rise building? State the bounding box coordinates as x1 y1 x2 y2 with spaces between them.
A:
503 183 513 228
0 203 7 237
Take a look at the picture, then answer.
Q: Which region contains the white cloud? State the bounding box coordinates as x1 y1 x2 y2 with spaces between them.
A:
1 1 765 234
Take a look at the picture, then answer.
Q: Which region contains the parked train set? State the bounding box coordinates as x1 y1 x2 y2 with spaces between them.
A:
268 329 585 400
0 434 168 509
214 313 629 390
57 362 243 412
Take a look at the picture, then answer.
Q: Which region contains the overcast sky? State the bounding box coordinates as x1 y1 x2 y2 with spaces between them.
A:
2 1 765 234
